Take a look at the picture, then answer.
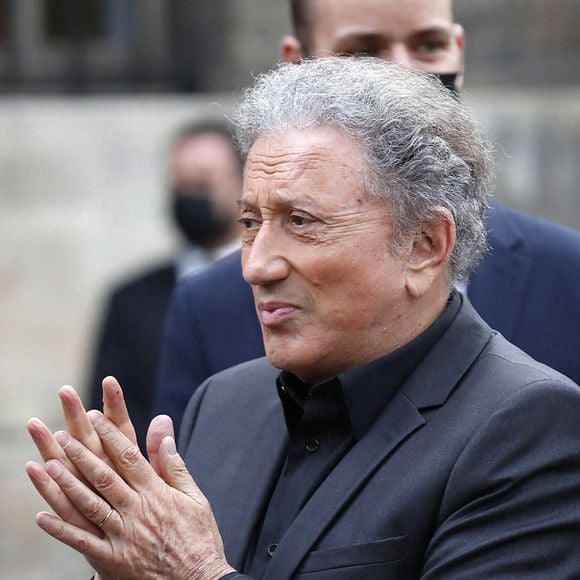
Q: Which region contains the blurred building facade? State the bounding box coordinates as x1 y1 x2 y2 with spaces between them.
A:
0 0 287 92
1 1 579 578
1 0 580 92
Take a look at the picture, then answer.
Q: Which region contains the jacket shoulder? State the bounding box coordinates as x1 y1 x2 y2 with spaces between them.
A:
464 330 580 409
173 249 253 315
109 262 175 303
178 357 279 448
488 202 580 262
180 250 244 295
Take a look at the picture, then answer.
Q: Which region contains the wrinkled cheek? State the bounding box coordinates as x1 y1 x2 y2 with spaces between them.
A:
321 293 373 332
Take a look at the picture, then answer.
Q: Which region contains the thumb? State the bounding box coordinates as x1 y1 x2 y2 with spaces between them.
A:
158 435 204 500
146 415 175 474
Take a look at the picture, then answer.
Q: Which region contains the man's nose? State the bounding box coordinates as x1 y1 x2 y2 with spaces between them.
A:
242 225 290 286
381 44 413 68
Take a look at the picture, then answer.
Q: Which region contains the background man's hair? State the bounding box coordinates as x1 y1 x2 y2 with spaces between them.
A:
171 120 242 171
233 57 494 282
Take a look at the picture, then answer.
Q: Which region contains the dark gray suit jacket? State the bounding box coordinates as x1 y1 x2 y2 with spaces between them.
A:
179 299 580 579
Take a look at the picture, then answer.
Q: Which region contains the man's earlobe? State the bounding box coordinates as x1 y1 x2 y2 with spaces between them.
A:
280 35 304 64
404 208 455 298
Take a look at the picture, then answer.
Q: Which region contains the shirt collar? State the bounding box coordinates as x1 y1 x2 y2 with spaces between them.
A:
277 291 462 440
176 238 241 279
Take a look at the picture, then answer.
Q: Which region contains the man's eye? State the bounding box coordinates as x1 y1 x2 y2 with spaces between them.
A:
421 42 442 53
238 217 260 229
289 214 315 228
416 37 449 55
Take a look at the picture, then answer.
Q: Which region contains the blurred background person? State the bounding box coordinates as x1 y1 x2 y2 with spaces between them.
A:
86 121 242 451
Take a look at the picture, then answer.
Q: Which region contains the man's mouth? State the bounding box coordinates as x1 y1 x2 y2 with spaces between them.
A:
257 302 299 326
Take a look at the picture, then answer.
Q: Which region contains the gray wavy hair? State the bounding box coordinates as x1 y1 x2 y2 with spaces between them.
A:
233 57 494 282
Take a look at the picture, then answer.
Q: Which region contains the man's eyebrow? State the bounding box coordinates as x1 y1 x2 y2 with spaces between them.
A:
278 196 317 208
413 25 454 38
334 31 385 45
336 25 452 44
238 194 321 209
237 198 263 209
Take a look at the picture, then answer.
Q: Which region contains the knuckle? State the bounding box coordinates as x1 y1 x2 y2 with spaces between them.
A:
93 468 117 493
174 464 190 479
115 496 131 511
53 520 67 540
85 499 102 520
59 475 76 494
118 445 141 469
98 422 115 439
76 536 91 553
67 444 85 464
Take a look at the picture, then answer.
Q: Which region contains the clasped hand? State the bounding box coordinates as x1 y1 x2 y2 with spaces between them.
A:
26 377 234 580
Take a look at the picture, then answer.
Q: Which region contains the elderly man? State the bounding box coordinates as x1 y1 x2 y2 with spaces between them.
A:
28 58 580 579
154 0 580 435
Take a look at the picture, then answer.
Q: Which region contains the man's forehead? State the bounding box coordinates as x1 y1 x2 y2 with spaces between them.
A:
309 0 454 36
245 144 334 179
244 129 363 181
241 129 368 207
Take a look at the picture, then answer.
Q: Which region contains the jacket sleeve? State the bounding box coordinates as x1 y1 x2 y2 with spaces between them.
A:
86 291 122 412
153 279 210 436
421 378 580 578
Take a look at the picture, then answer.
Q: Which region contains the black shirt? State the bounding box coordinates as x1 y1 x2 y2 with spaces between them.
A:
226 292 461 579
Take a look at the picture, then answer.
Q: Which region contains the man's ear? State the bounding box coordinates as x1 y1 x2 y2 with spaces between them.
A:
280 35 304 63
453 23 466 90
404 207 455 298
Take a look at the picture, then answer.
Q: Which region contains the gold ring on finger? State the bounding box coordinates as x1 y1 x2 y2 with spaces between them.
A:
97 508 114 529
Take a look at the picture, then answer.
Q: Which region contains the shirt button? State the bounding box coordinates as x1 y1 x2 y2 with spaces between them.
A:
306 438 320 452
267 543 278 557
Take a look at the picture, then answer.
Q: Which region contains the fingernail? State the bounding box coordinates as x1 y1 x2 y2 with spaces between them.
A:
26 417 41 432
87 409 103 426
164 436 177 456
36 512 49 528
45 460 62 477
54 430 71 448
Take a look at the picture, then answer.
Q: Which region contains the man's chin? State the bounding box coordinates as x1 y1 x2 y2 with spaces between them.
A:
264 340 303 373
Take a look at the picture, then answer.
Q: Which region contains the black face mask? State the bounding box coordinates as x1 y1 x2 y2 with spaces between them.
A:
434 73 459 97
172 189 231 247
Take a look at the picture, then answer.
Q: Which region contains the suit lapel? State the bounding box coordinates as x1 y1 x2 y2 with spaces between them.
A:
263 393 424 580
264 299 493 580
212 398 288 570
